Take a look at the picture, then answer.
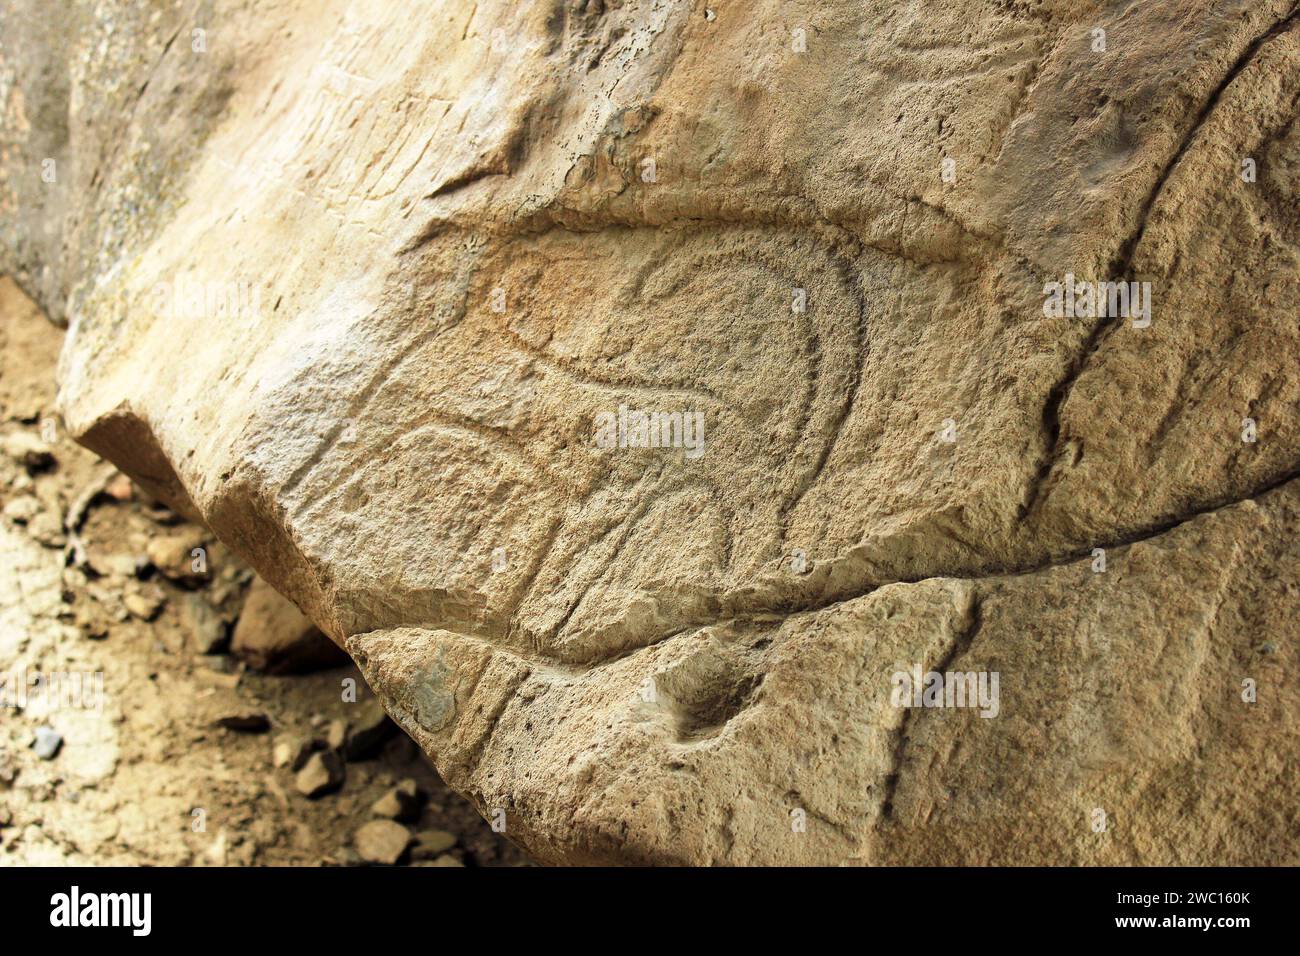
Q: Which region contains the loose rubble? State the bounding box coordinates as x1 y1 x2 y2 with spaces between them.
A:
295 751 346 799
32 727 63 760
231 578 348 675
354 819 412 865
371 779 423 822
0 280 529 867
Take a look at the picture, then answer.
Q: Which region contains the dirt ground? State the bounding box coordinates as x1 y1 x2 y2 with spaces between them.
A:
0 278 530 866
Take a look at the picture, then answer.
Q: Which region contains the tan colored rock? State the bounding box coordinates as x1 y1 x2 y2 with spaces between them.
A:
1 431 54 472
325 719 348 751
411 829 457 861
2 0 1297 864
354 820 412 865
3 495 39 524
122 582 165 622
273 735 322 772
270 740 294 770
295 751 345 799
231 578 348 675
371 779 423 822
354 483 1300 864
146 527 210 585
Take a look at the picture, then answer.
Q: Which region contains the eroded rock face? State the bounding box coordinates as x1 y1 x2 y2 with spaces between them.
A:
2 0 1297 863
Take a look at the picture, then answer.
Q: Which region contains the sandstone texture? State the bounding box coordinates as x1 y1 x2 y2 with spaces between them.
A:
1 0 1297 864
231 576 349 674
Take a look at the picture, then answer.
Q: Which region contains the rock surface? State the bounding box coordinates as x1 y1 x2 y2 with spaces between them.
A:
295 751 345 799
1 0 1297 864
411 829 458 861
231 577 349 675
371 779 423 822
354 819 412 865
341 701 398 762
32 726 63 761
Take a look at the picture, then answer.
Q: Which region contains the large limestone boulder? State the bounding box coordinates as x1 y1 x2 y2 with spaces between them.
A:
2 0 1296 863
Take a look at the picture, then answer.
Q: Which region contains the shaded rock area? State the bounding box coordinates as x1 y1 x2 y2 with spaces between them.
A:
0 0 1297 864
232 577 349 675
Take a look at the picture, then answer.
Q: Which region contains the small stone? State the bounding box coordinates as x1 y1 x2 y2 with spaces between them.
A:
427 854 464 867
123 583 166 621
343 700 397 762
179 593 228 654
371 778 423 822
2 431 54 471
104 473 134 501
207 580 236 607
326 719 347 750
354 819 411 865
91 552 144 579
271 741 292 768
27 511 65 547
62 566 88 590
231 577 347 674
410 828 457 860
273 735 320 771
73 601 107 635
201 654 236 673
3 495 39 524
32 726 63 760
332 847 364 867
295 751 345 798
215 712 271 733
194 667 241 690
146 528 209 585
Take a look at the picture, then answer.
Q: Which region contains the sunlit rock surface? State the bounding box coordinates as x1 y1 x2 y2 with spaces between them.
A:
2 0 1297 864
